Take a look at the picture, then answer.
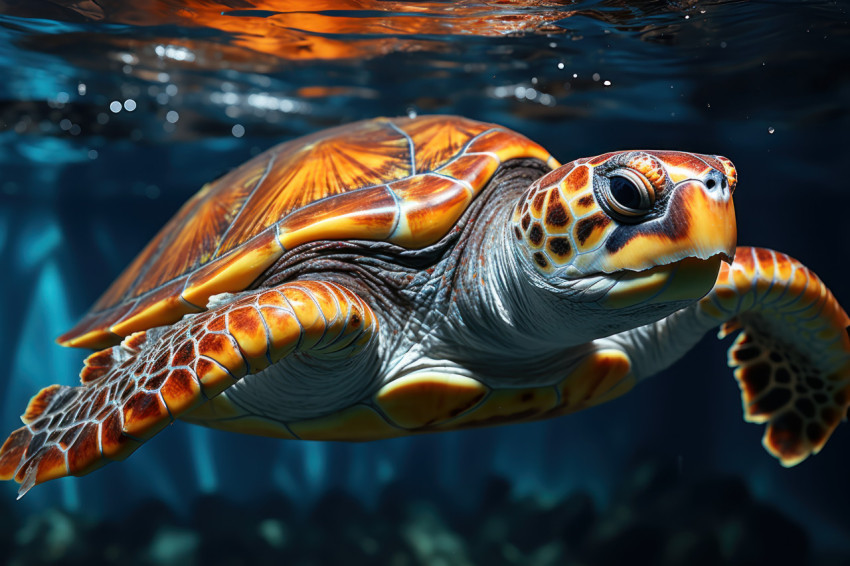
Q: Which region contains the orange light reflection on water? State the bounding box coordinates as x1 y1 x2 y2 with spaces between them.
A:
58 0 573 61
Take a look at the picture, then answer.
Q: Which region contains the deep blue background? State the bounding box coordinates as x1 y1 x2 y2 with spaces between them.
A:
1 0 848 557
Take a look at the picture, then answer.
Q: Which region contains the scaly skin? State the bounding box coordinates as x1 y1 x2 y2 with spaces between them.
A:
2 126 847 496
0 281 378 496
599 247 850 466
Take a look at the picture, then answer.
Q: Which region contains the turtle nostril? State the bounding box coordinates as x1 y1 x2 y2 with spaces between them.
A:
706 178 716 189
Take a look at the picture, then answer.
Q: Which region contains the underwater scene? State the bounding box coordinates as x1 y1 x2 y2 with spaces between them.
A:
1 1 849 564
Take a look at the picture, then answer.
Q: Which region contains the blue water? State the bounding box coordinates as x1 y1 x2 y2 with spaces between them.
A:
1 1 849 563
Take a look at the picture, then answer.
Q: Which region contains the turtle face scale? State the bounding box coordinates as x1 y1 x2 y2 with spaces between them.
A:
510 150 738 312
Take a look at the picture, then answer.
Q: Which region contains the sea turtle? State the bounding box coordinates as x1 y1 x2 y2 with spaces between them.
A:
2 115 849 497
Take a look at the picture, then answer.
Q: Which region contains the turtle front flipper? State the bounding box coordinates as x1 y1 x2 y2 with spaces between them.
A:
698 247 850 466
599 246 850 466
0 281 377 497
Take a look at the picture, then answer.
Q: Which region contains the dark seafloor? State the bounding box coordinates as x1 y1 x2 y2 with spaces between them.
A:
0 1 849 564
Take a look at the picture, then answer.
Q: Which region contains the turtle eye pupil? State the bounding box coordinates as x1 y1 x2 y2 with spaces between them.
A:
601 168 655 220
609 175 644 209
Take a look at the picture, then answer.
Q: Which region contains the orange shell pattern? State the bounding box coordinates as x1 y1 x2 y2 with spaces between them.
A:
61 115 556 349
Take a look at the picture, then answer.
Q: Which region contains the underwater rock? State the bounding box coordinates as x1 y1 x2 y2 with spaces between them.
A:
12 508 89 565
146 526 200 566
310 488 369 533
401 502 473 566
585 521 667 566
583 458 812 566
544 491 596 549
250 492 297 562
661 529 723 566
718 503 809 566
470 490 594 563
679 476 752 521
618 457 683 507
303 488 385 564
126 498 180 544
191 494 264 566
84 514 144 565
0 459 826 565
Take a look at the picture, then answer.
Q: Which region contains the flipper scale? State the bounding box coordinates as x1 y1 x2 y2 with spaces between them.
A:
702 247 850 466
0 281 377 496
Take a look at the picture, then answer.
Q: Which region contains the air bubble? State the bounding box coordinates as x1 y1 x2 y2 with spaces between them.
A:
232 124 245 138
768 126 775 134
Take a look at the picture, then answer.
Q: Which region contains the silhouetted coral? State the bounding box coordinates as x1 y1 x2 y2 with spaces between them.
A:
0 460 838 566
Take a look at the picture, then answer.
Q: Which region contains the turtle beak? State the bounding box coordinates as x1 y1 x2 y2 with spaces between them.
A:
598 178 737 274
670 178 737 264
598 175 737 309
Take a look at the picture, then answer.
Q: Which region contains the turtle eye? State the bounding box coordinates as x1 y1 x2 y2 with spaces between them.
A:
601 168 655 220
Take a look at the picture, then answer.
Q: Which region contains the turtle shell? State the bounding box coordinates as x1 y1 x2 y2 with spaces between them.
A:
60 115 557 349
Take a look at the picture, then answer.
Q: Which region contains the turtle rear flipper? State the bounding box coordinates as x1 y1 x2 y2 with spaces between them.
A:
703 247 850 466
0 281 377 497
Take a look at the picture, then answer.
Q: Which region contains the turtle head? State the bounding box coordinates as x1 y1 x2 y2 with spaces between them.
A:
508 150 737 338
